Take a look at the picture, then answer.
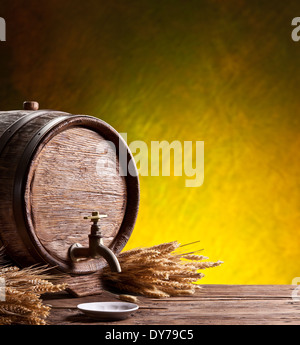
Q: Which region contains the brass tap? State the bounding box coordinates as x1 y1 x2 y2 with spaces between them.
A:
68 212 121 273
84 211 107 223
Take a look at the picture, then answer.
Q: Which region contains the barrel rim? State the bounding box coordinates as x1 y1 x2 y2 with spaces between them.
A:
14 114 139 274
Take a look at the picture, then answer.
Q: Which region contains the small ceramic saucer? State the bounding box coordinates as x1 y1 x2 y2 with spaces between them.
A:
77 301 139 321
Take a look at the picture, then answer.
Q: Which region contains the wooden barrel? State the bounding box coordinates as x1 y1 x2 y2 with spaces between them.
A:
0 102 139 293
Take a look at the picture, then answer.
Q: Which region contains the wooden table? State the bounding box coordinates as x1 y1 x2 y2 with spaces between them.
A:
43 284 300 325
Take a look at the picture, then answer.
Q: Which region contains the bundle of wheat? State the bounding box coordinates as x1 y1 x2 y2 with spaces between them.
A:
102 241 223 298
0 249 67 325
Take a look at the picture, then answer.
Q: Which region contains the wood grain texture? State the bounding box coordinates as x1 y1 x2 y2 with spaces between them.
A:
0 111 28 136
0 110 139 292
44 285 300 325
0 110 67 266
25 127 127 273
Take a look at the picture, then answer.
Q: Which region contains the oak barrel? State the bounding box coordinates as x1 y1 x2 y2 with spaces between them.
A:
0 102 139 295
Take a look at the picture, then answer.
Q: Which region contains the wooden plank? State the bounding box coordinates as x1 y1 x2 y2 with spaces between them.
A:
43 285 300 325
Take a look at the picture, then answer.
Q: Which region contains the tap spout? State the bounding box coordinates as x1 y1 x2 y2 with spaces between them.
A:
69 236 121 272
94 242 121 273
68 212 122 273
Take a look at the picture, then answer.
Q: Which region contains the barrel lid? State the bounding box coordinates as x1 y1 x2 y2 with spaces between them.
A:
21 115 139 275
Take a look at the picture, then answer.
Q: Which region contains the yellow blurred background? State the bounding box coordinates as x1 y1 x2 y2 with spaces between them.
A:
0 0 300 284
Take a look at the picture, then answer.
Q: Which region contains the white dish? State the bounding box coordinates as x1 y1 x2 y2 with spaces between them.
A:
77 301 139 321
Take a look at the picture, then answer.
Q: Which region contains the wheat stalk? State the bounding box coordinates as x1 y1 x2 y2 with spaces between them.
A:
102 241 223 298
0 248 67 325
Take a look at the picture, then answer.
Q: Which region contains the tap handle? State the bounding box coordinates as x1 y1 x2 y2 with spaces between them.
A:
84 211 107 224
